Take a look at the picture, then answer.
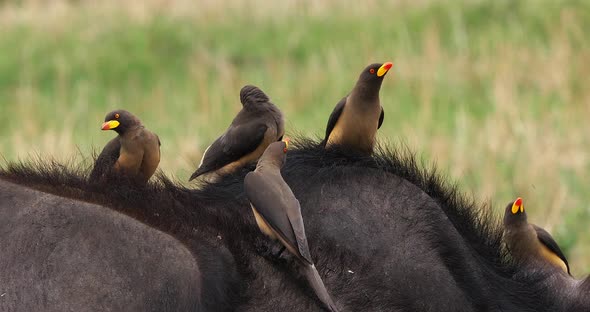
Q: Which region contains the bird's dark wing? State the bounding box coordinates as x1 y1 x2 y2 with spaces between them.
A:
221 122 268 155
378 106 384 129
189 122 268 180
89 137 120 182
533 224 571 275
244 172 307 262
323 97 346 144
285 198 313 264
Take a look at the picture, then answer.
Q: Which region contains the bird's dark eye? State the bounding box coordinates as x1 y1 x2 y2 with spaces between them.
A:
115 113 120 119
369 68 375 74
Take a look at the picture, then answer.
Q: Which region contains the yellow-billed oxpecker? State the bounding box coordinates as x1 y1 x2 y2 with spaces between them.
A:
244 140 339 312
323 62 393 154
89 110 161 184
189 85 284 181
503 197 571 275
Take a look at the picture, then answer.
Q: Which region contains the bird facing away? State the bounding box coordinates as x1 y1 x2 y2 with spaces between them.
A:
244 140 339 312
189 85 284 182
323 62 393 155
89 110 161 185
503 197 571 275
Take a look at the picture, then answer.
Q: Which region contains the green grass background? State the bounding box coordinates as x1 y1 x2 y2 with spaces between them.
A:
0 0 588 276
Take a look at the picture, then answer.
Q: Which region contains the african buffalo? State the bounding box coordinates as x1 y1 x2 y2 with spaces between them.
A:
1 139 588 311
0 179 240 312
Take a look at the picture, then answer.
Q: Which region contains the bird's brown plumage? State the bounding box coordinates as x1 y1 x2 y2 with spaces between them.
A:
324 62 391 155
244 141 339 312
503 198 571 275
89 110 160 184
189 85 284 182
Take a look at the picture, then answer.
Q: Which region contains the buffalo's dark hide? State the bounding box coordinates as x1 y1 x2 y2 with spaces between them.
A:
0 140 588 311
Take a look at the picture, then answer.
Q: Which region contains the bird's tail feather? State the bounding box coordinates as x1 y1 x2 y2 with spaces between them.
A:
302 264 339 312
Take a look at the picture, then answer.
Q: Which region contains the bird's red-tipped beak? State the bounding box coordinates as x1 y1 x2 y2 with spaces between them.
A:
377 62 393 77
101 120 120 130
282 137 290 153
511 197 524 214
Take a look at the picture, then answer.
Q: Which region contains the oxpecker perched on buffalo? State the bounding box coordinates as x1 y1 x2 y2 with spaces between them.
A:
244 140 339 312
503 197 571 275
189 85 284 182
89 109 161 185
323 62 393 155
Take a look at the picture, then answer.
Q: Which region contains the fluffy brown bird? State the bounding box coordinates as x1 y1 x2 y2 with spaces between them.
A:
323 62 393 154
244 140 339 312
189 85 284 181
89 110 160 184
503 197 571 275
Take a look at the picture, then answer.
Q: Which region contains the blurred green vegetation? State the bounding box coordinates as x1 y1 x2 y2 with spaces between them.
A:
0 0 588 275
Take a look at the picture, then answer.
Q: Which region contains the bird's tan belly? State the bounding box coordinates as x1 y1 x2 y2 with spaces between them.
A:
115 133 160 183
251 205 277 239
115 151 141 175
327 111 379 152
